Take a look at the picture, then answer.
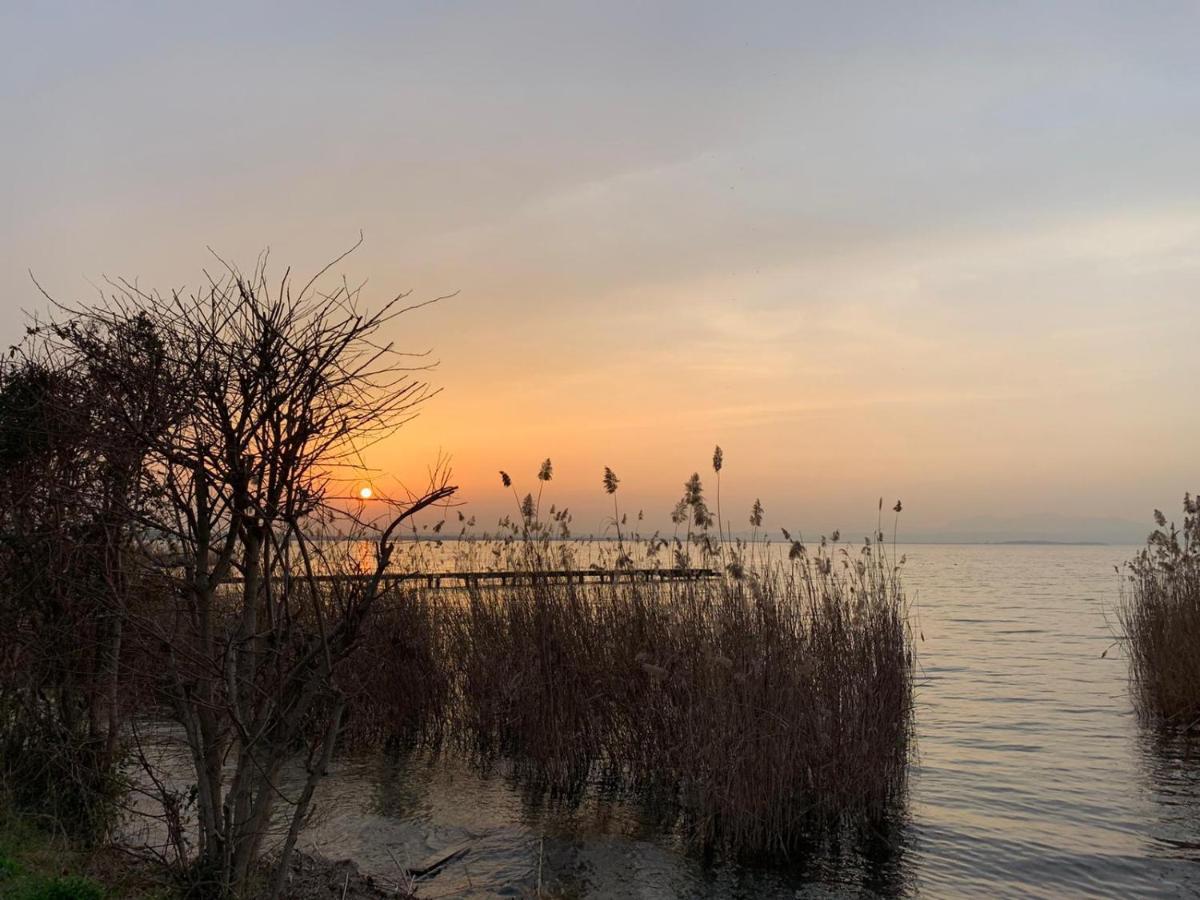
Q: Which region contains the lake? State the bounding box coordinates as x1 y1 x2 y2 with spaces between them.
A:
272 543 1200 897
122 543 1199 896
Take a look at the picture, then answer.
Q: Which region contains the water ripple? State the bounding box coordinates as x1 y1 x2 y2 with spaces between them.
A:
292 544 1200 896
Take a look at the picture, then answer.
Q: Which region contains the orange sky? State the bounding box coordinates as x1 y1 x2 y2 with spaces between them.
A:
3 4 1198 541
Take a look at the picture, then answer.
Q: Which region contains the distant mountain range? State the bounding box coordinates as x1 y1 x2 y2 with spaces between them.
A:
905 513 1149 546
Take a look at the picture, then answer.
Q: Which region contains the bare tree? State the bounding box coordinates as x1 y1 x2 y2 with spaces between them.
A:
35 244 457 896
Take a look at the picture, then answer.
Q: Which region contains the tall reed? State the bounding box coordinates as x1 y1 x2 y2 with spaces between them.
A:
342 464 915 857
1120 495 1200 725
441 546 912 853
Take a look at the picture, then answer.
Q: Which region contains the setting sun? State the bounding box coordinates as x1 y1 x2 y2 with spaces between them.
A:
358 486 373 500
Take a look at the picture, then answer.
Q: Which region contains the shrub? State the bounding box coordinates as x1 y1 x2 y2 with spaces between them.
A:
20 875 107 900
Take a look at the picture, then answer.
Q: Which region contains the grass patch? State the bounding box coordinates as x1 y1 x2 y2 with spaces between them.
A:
0 810 103 900
3 875 106 900
0 800 167 900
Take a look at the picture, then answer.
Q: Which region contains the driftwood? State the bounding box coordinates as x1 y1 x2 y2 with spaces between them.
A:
405 844 471 879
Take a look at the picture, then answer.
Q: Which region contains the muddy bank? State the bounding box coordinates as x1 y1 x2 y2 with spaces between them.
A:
282 851 414 899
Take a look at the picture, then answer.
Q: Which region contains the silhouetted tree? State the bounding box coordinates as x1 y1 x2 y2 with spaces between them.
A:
0 324 160 837
26 245 456 896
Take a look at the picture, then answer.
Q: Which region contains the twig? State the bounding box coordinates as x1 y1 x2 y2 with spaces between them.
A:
536 835 544 897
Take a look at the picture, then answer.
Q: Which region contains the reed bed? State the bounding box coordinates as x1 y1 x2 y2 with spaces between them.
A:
116 459 914 859
343 528 914 857
1120 495 1200 726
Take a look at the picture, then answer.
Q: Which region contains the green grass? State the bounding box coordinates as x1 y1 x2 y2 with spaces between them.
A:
0 873 107 900
0 819 101 899
0 803 167 900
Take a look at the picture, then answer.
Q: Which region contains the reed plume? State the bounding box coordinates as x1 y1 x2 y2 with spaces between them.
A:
342 457 915 859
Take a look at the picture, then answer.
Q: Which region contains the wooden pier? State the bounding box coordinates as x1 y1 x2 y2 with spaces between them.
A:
225 567 718 589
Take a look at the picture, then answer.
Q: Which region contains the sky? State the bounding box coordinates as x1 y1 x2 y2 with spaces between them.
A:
2 2 1199 541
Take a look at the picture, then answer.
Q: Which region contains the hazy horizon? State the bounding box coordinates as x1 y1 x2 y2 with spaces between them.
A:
3 3 1197 540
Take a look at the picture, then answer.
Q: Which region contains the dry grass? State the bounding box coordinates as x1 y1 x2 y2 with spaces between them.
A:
343 516 914 858
1120 494 1200 726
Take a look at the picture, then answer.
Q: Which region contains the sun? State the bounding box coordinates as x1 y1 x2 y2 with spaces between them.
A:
358 486 373 500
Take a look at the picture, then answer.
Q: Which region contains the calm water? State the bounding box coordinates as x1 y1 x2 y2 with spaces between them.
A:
148 544 1200 896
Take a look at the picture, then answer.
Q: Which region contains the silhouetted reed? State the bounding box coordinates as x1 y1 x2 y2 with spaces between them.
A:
1121 495 1200 726
342 460 915 858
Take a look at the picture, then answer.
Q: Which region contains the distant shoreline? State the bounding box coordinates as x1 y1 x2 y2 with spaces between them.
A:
378 535 1124 547
989 539 1108 546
